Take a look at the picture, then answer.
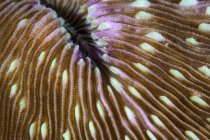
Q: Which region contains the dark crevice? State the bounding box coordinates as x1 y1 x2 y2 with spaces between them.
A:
39 0 110 81
40 0 102 57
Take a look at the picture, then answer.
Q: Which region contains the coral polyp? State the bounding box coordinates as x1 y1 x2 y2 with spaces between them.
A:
0 0 210 140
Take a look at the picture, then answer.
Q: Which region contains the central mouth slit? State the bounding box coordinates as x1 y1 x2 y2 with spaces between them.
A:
40 0 104 64
39 0 110 80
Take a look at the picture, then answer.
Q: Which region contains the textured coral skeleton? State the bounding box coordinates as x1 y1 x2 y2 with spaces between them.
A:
0 0 210 139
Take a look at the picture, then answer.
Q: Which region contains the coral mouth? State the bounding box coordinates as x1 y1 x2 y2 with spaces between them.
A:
40 0 104 66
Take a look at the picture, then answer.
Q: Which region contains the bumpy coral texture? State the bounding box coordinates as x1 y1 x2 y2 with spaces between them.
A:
0 0 210 140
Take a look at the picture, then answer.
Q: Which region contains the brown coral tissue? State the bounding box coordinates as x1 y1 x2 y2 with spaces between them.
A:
1 0 210 139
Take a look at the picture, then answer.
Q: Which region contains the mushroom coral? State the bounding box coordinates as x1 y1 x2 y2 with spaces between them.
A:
0 0 210 139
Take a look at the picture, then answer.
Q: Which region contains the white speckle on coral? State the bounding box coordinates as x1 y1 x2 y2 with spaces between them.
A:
145 32 165 42
140 43 156 53
135 11 153 20
89 120 96 138
63 129 71 140
124 135 131 140
169 69 186 80
8 59 18 74
110 77 123 93
179 0 198 6
198 66 210 77
186 38 199 45
146 130 157 140
38 51 46 64
10 84 18 98
98 22 111 30
124 106 137 124
159 96 174 106
130 0 151 8
128 86 142 99
190 96 209 107
97 100 105 118
205 7 210 15
17 19 28 29
185 130 200 140
50 58 57 70
29 122 38 139
75 104 80 122
134 63 150 73
19 96 26 111
151 115 165 127
62 69 68 87
207 118 210 123
198 23 210 33
41 122 48 140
